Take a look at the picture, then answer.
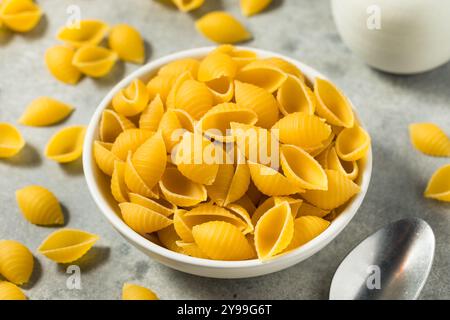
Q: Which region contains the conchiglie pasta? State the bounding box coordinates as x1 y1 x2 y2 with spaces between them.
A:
111 161 129 203
174 79 214 120
256 57 304 80
285 216 330 251
0 122 25 158
19 97 74 127
205 76 235 104
251 196 302 225
409 123 450 157
240 0 272 16
166 71 193 109
72 45 118 78
195 11 251 44
15 185 64 225
158 109 193 153
147 74 176 103
335 126 371 161
124 153 160 199
0 281 26 300
129 193 175 217
38 229 99 263
57 19 109 48
139 95 165 131
212 44 257 69
325 146 359 180
236 62 287 93
45 45 82 85
157 225 183 253
424 164 450 202
277 75 315 115
198 51 237 82
119 202 172 235
122 283 159 300
0 240 34 285
0 0 42 32
172 0 204 12
112 79 150 117
94 141 120 176
45 125 86 163
296 202 330 218
158 59 200 79
176 241 209 259
109 24 145 64
99 109 135 143
111 129 153 161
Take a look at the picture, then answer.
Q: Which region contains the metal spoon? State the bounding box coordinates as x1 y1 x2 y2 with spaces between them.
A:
329 218 435 300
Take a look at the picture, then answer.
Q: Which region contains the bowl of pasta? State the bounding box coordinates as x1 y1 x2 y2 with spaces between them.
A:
83 46 372 278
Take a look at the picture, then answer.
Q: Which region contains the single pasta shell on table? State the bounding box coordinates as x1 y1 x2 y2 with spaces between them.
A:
247 161 304 196
111 129 153 160
302 169 361 210
158 59 200 79
174 79 214 120
251 196 302 225
0 281 26 300
176 241 209 259
159 167 207 207
0 0 42 32
272 112 332 149
44 125 86 163
19 97 74 127
198 51 237 82
109 24 145 64
240 0 272 16
195 11 252 44
205 76 235 104
192 221 255 261
254 202 294 260
122 283 159 300
335 126 371 161
277 75 315 115
119 202 173 235
0 122 25 158
424 164 450 202
99 109 135 143
93 141 120 176
212 44 258 69
284 216 330 251
253 57 304 81
157 225 183 253
314 78 355 128
147 74 176 103
234 80 280 129
45 45 82 85
112 78 150 117
57 19 109 48
124 153 160 199
236 62 287 93
166 71 194 109
196 103 258 142
15 185 64 225
0 240 34 285
409 123 450 157
38 229 99 263
111 160 129 203
72 45 118 78
129 193 175 217
139 95 165 131
296 202 330 218
326 146 359 180
172 0 204 12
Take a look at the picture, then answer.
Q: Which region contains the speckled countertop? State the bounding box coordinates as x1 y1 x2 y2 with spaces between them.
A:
0 0 449 300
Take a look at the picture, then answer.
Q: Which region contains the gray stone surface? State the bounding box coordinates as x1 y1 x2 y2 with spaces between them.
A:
1 0 449 300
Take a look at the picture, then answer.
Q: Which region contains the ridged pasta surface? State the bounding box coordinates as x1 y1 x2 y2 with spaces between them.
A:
0 122 25 158
0 240 34 285
109 24 145 64
195 11 251 44
424 164 450 202
19 97 73 127
0 281 26 300
409 123 450 157
122 283 159 300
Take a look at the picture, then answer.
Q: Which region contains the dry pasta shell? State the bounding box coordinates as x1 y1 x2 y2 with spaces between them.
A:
314 78 355 128
296 202 329 218
129 193 175 217
109 24 145 64
326 146 359 180
212 44 258 69
99 109 135 143
38 228 99 263
172 0 204 12
254 57 304 80
166 71 194 109
335 126 371 161
424 164 450 202
176 241 209 259
147 74 176 103
236 62 287 93
122 283 158 300
0 0 42 32
205 76 235 104
251 196 302 225
111 161 129 203
0 122 25 158
302 170 361 210
119 202 173 235
158 111 184 153
72 45 118 78
232 194 257 215
158 59 200 79
226 203 254 234
240 0 272 16
195 11 251 44
308 132 335 157
15 185 64 226
0 281 26 300
174 79 214 120
245 180 263 206
45 45 82 85
112 79 150 117
0 240 33 285
192 221 254 260
157 225 183 253
19 97 73 127
234 81 280 129
409 123 450 157
277 75 315 115
57 19 109 48
124 153 160 199
45 125 86 163
111 129 153 160
139 95 165 131
198 51 237 82
93 141 120 176
285 216 330 251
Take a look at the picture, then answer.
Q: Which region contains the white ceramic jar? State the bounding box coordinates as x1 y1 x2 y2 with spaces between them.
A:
331 0 450 74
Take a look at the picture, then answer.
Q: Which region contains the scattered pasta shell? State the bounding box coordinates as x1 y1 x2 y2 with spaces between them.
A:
129 193 175 217
45 45 82 85
236 62 287 93
326 146 359 180
0 0 42 32
45 125 86 163
93 141 120 176
255 202 294 260
72 45 118 78
112 79 150 117
285 216 330 251
335 126 371 161
147 74 176 103
15 185 64 225
159 167 207 207
119 202 173 235
424 164 450 202
111 161 129 203
109 24 145 64
280 144 328 190
409 123 450 157
140 95 165 131
195 11 251 44
314 78 354 128
198 51 237 82
302 170 361 210
174 79 214 120
171 0 204 12
251 196 302 225
111 129 153 161
99 109 135 143
0 122 25 158
240 0 272 16
124 153 159 199
122 283 159 300
19 97 74 127
38 229 99 263
158 59 200 80
296 202 330 218
192 221 254 260
0 281 26 300
234 81 279 129
0 240 34 285
57 19 109 48
277 75 315 115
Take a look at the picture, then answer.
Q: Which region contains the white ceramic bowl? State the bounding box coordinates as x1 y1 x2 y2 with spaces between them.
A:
83 47 372 279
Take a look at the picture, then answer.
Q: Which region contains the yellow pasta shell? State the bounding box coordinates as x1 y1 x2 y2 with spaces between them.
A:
166 71 194 109
0 240 33 285
72 45 118 78
0 0 42 32
124 153 160 199
296 202 330 218
226 203 254 234
195 11 251 44
314 78 355 128
93 141 119 176
111 129 153 161
147 74 176 103
15 185 64 225
302 170 361 210
0 122 25 158
409 123 450 157
119 202 173 235
45 45 82 85
251 196 302 225
109 24 145 64
233 194 257 216
176 241 209 259
111 160 129 203
205 76 235 104
424 164 450 202
198 51 237 82
0 281 26 300
335 126 371 161
236 62 287 93
45 125 86 163
57 19 109 48
192 221 254 260
287 216 330 252
245 180 263 207
122 283 159 300
157 225 183 253
326 146 359 180
158 110 187 153
277 75 315 115
158 59 200 79
240 0 272 16
212 44 258 69
129 193 175 217
172 0 204 12
112 79 150 117
140 95 165 131
174 79 214 120
99 109 135 143
19 97 74 127
254 57 304 80
38 228 99 263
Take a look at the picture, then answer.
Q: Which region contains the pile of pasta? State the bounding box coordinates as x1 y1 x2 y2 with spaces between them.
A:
93 45 371 261
0 0 43 33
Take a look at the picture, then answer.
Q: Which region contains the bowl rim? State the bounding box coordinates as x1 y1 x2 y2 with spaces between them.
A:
83 46 373 269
